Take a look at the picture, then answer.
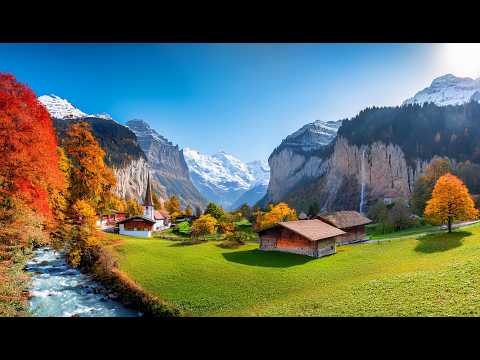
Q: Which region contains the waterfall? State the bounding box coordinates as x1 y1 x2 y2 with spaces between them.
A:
359 149 366 214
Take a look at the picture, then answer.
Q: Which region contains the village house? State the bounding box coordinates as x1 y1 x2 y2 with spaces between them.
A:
153 209 170 231
257 219 346 258
117 215 156 237
316 211 371 245
96 210 126 228
117 173 170 237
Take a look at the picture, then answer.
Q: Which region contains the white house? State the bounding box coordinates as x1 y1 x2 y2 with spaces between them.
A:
118 173 170 237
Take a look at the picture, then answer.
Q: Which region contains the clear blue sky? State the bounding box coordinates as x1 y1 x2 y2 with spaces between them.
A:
0 43 458 162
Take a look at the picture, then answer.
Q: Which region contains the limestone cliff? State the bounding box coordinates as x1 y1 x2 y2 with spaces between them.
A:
126 119 206 210
262 101 480 212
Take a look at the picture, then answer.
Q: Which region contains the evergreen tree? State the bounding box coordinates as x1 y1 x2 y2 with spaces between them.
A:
307 202 320 218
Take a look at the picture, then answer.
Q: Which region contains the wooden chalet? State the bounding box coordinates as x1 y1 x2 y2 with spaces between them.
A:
117 216 156 238
257 219 346 258
316 211 372 245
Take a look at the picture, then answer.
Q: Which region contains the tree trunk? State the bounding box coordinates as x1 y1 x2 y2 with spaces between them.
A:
448 217 452 233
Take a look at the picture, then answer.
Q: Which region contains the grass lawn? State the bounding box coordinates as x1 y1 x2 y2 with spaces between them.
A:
155 228 225 241
366 223 438 240
106 222 480 316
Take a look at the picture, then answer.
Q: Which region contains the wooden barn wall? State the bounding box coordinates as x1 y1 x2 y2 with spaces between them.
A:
335 225 366 245
317 238 336 257
123 220 153 231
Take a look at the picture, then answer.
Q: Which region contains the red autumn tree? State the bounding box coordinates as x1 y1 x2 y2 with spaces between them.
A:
0 73 64 223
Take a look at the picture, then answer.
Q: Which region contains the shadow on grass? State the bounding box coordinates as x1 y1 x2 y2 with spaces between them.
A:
222 249 314 268
169 240 206 247
414 230 471 253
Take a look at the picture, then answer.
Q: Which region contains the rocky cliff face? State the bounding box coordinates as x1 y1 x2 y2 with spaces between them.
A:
52 116 151 203
112 157 151 201
126 119 206 209
263 96 480 212
265 137 431 212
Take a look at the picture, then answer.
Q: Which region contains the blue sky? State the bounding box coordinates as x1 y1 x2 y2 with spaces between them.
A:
0 43 458 162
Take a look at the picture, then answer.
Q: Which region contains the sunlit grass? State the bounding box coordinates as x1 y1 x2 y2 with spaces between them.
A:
106 223 480 316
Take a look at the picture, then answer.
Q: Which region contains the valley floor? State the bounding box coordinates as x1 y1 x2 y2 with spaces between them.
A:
106 223 480 316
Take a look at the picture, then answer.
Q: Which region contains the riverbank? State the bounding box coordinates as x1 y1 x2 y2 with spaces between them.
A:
0 246 32 317
96 237 184 317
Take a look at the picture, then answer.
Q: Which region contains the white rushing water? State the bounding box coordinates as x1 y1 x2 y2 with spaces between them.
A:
359 149 366 214
26 247 140 317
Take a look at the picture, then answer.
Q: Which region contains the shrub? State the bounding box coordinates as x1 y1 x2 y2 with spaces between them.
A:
173 221 191 235
218 220 235 234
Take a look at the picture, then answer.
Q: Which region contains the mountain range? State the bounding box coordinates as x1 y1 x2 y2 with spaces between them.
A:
183 148 269 210
40 73 480 215
39 94 269 211
39 95 206 209
261 73 480 213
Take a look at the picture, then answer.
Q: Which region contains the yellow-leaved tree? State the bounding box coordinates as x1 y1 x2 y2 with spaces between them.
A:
424 173 479 232
255 202 297 231
191 214 218 240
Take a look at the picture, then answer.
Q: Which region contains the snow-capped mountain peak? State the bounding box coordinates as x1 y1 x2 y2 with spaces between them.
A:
38 94 119 124
183 148 270 209
403 73 480 107
94 112 114 120
38 94 88 119
282 119 343 152
126 119 172 146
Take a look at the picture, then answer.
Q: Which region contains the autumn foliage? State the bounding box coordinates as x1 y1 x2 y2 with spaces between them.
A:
63 122 116 208
424 173 479 232
0 73 64 224
191 214 218 239
254 202 297 231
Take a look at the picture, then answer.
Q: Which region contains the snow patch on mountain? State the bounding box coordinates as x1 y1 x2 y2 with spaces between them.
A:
38 94 117 123
282 119 343 152
403 74 480 107
38 94 88 119
183 148 270 209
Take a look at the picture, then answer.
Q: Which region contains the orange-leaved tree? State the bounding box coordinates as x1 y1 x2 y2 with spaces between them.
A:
62 122 116 267
0 73 64 223
424 173 479 232
254 202 297 231
63 121 116 209
0 73 65 249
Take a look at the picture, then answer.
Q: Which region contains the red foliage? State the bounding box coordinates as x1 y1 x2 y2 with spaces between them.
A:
0 73 63 221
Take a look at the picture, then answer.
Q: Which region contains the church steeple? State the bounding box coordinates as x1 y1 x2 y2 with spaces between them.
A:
143 173 155 221
144 172 153 207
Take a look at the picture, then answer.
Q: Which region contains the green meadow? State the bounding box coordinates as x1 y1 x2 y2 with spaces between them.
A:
106 223 480 316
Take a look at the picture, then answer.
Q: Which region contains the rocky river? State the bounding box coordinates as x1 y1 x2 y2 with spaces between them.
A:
26 247 140 317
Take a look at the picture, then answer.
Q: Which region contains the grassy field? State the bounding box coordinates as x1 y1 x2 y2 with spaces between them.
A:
366 223 438 240
106 222 480 316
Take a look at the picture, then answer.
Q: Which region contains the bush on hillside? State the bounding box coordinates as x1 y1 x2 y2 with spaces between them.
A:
173 221 191 236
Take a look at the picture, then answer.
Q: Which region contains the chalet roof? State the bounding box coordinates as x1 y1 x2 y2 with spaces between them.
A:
117 215 156 225
317 211 372 229
143 173 153 207
154 210 169 220
274 219 346 241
